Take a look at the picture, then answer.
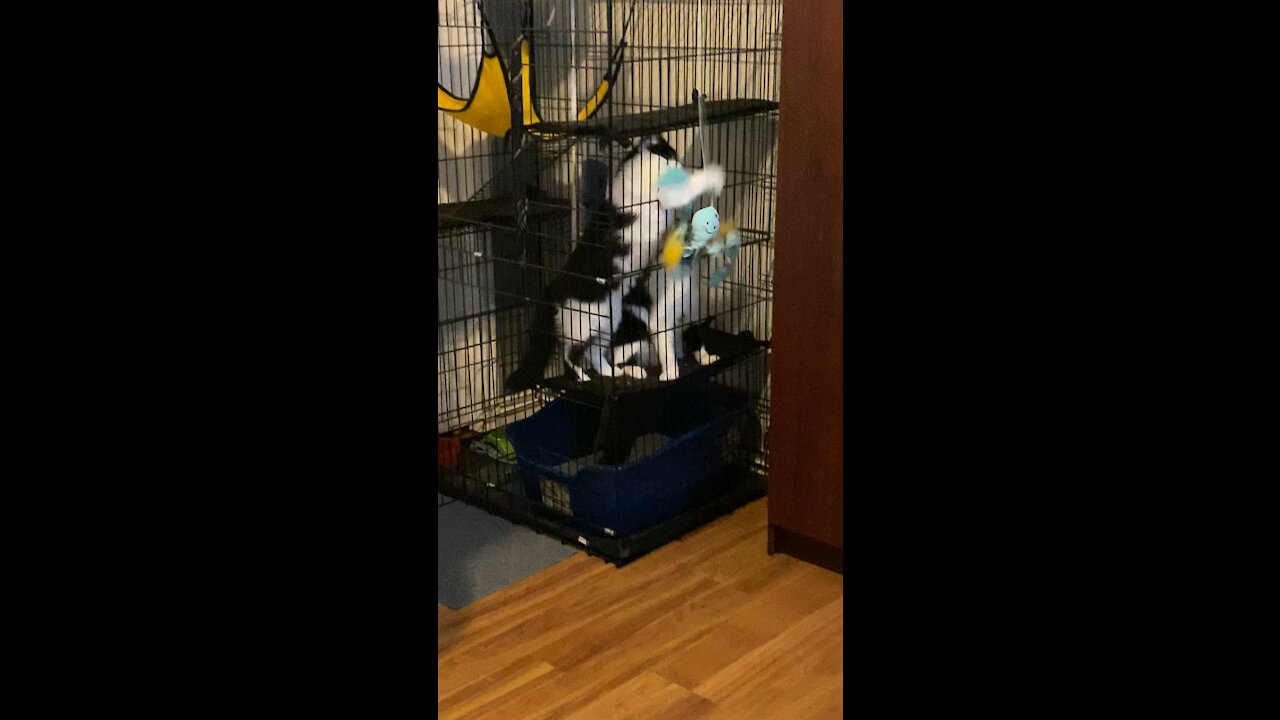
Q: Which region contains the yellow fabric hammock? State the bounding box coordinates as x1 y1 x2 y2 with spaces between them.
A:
437 45 513 137
437 4 627 138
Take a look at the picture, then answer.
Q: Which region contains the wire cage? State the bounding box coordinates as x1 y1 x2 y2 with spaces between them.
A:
438 0 781 565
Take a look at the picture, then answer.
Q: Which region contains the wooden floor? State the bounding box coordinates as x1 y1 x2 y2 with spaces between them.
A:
438 499 843 719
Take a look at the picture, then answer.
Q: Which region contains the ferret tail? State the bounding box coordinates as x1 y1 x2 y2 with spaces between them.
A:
504 302 558 393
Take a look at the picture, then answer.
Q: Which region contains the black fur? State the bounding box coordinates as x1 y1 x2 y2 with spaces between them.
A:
504 205 636 393
682 316 716 358
621 135 678 166
613 278 661 376
614 280 653 351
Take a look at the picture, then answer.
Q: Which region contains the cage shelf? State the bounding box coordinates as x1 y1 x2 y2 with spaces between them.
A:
530 98 779 141
438 195 573 231
534 329 770 406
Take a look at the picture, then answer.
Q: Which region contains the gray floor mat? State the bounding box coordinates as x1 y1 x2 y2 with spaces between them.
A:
438 500 580 609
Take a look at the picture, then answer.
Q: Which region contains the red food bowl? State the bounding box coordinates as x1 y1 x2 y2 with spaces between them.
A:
438 436 461 469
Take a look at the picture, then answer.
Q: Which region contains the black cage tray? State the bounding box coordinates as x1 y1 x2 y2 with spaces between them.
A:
438 450 766 567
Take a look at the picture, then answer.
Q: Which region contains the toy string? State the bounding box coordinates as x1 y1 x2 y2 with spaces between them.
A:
697 90 709 170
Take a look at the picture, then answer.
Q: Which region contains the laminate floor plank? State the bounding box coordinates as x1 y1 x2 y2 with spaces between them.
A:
437 499 843 719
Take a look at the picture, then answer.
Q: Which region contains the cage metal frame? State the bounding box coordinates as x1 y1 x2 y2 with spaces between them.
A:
438 0 782 565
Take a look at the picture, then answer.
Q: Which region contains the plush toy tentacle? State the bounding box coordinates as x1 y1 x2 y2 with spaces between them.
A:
707 223 742 288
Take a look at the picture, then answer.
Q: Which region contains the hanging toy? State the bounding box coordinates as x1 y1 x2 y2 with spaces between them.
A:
659 166 696 271
658 166 722 273
654 88 743 285
688 206 721 252
672 206 721 280
656 167 743 286
707 221 742 288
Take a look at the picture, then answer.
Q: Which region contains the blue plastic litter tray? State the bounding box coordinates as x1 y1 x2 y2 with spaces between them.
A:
504 381 752 536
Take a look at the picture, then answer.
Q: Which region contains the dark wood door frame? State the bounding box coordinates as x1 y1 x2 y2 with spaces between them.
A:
767 0 843 574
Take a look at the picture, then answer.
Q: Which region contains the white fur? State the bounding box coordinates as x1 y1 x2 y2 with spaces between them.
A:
557 298 609 380
650 259 701 381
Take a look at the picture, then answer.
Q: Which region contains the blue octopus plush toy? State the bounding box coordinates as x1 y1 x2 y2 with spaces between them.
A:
657 166 741 287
